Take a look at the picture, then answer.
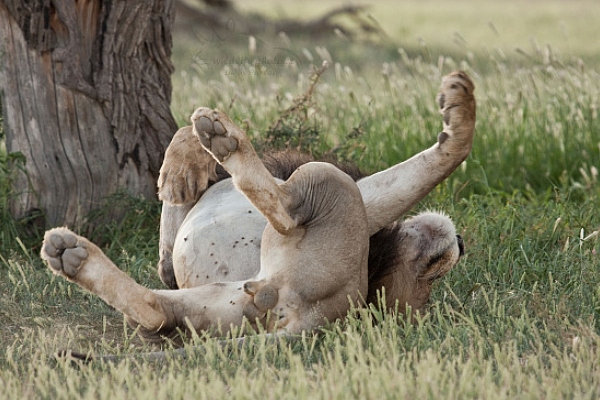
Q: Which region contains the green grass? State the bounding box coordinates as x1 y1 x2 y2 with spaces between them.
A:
2 1 600 398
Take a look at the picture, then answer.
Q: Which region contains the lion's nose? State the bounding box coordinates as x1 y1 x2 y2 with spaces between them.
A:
456 235 465 256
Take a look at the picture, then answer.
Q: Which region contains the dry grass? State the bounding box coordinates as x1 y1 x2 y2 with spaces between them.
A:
2 1 600 398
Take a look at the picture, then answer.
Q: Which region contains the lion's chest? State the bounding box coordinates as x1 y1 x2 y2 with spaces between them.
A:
172 179 269 288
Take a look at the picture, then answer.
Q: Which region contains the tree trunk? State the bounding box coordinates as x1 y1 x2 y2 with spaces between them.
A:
0 0 177 229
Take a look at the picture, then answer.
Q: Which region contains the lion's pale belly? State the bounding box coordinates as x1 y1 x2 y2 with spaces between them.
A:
172 179 268 288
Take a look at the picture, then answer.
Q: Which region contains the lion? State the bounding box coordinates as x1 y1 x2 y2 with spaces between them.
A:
40 71 475 344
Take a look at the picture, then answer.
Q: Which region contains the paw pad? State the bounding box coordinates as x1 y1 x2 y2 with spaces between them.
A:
41 229 88 278
192 109 239 162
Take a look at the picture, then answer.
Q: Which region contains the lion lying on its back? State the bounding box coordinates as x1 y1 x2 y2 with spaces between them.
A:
41 71 475 343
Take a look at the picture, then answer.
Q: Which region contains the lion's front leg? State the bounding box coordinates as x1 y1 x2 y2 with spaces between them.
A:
158 202 194 289
358 70 476 235
191 107 297 235
158 126 219 206
157 126 220 288
42 228 271 342
41 228 174 333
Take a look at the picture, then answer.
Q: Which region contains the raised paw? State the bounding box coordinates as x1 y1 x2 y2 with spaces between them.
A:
191 107 240 162
40 227 89 278
158 126 217 205
436 70 476 143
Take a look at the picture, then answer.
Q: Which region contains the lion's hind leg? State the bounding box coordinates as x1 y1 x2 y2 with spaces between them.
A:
41 228 173 333
42 228 265 342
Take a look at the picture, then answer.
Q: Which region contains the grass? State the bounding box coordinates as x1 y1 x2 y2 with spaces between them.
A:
236 0 600 66
2 0 600 398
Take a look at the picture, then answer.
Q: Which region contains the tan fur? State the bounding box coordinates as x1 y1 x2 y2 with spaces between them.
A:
191 107 370 332
157 126 218 205
41 111 369 338
40 71 476 343
358 70 476 235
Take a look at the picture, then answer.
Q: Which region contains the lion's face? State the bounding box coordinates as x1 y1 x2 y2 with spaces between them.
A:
367 211 463 313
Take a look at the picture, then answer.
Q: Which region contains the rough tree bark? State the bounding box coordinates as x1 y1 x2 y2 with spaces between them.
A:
0 0 177 229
